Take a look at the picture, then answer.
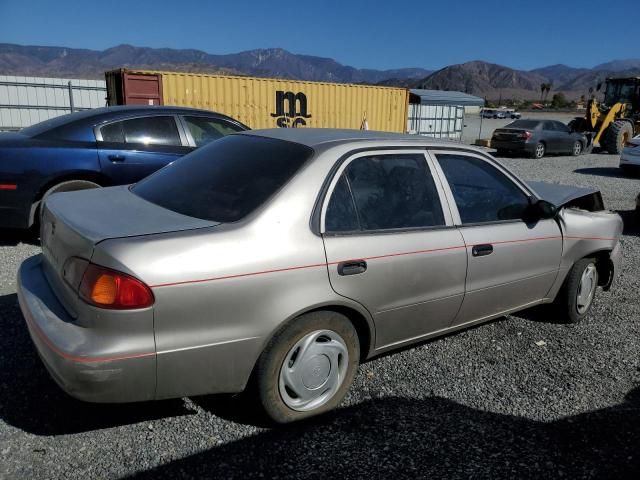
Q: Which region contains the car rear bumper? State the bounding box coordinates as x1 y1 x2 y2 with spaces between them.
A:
17 255 157 403
491 139 536 153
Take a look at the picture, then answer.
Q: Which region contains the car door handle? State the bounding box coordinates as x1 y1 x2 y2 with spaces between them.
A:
108 154 126 162
337 260 367 276
472 244 493 257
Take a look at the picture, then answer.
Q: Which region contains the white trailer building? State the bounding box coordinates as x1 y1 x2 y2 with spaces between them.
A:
408 89 484 140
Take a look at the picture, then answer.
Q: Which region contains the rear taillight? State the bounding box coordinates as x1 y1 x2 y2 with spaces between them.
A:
78 263 154 309
518 131 533 140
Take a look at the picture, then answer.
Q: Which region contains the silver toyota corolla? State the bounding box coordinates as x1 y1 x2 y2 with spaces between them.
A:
18 129 622 423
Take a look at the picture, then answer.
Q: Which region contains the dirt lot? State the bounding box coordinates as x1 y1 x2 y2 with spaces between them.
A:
0 151 639 479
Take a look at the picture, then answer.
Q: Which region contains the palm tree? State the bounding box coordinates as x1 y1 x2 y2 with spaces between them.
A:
540 83 546 102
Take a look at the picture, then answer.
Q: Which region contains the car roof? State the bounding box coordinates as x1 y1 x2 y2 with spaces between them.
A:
76 105 241 123
237 128 480 151
21 105 247 139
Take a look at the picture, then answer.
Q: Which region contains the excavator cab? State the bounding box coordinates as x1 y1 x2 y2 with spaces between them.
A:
570 77 640 154
603 77 640 110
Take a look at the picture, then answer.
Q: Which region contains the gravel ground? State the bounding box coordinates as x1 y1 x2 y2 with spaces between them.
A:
0 152 639 479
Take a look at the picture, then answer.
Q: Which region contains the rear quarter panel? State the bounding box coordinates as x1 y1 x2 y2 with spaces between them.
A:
91 151 376 398
0 142 100 227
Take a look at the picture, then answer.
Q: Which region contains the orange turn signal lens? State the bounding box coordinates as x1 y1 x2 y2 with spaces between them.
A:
79 263 154 309
91 273 118 305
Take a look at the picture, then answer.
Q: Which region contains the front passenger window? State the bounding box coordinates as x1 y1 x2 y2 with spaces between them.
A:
437 154 530 224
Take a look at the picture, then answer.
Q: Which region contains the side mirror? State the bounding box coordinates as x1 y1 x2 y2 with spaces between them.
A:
523 199 557 223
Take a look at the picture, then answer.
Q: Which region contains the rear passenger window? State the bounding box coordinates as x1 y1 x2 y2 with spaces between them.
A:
325 175 360 232
99 116 181 146
123 116 181 146
325 154 445 232
437 154 530 224
99 122 124 143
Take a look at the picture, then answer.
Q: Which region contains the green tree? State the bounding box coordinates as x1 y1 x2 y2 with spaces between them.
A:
551 92 568 109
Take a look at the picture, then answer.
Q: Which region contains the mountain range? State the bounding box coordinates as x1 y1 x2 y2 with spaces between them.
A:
1 43 639 100
0 43 432 85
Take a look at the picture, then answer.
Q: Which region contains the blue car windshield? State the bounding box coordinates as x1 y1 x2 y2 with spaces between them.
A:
132 134 314 223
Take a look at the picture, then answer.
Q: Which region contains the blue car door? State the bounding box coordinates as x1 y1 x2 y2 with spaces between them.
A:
96 115 193 185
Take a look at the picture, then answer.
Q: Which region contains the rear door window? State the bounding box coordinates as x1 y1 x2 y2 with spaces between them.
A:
182 116 244 146
325 153 446 232
122 116 181 146
436 154 530 224
99 116 182 146
99 122 125 143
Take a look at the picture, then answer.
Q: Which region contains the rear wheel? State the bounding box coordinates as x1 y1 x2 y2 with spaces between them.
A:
496 148 509 157
256 311 360 423
532 142 546 159
572 140 583 156
556 258 599 324
603 120 633 154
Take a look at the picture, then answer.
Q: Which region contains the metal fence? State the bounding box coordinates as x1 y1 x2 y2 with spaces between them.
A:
407 103 465 140
0 76 107 131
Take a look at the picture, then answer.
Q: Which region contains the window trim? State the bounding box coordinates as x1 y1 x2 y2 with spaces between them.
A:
320 149 455 235
93 114 189 147
429 149 535 227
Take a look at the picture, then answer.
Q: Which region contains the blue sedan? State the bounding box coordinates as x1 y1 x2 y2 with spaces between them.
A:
0 106 248 230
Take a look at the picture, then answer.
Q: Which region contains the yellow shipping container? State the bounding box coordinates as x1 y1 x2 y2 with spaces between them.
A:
120 70 409 133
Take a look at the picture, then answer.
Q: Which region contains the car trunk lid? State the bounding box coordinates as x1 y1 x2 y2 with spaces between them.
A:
40 185 218 317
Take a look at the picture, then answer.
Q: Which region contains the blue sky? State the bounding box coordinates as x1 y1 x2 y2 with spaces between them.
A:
0 0 636 71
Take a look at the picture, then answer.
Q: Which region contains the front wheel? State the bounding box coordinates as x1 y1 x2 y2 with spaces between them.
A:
256 311 360 423
556 258 599 324
572 140 583 156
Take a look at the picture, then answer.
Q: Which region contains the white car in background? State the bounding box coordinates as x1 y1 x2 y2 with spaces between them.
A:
620 135 640 174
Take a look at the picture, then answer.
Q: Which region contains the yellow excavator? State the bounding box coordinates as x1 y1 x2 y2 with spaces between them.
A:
569 77 640 154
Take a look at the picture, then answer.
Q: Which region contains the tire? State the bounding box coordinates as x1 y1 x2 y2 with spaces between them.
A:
603 120 633 154
496 148 509 157
556 258 599 324
33 179 101 227
256 311 360 424
571 140 583 156
532 142 546 159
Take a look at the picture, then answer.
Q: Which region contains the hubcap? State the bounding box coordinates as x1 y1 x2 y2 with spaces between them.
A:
536 144 544 158
574 142 581 155
576 264 597 314
279 330 349 412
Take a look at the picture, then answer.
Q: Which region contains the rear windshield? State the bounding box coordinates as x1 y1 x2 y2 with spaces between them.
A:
132 135 313 223
506 120 540 129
